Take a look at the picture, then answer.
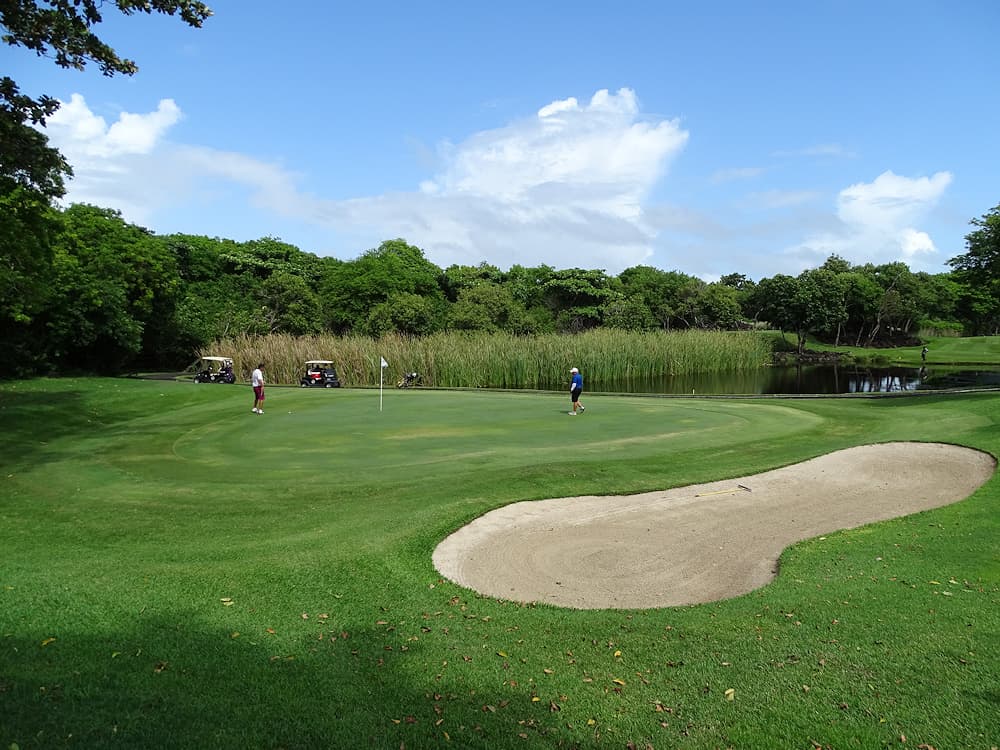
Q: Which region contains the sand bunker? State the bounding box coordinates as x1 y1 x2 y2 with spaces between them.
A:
433 442 995 609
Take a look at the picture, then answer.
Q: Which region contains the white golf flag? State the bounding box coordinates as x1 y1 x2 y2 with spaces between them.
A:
379 357 387 412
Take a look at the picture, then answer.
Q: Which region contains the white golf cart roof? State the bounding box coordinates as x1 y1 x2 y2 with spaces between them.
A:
305 360 334 365
202 356 232 363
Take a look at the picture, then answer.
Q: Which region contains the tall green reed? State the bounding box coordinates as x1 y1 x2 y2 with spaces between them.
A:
204 330 776 388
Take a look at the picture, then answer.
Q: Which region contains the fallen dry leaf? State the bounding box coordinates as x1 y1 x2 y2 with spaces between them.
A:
40 637 56 647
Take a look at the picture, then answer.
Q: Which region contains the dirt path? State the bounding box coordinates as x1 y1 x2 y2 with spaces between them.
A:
432 442 995 609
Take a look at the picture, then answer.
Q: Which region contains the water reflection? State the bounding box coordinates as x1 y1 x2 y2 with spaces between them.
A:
570 365 1000 395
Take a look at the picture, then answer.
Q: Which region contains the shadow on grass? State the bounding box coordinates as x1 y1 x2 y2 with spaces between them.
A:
0 389 90 467
0 614 596 750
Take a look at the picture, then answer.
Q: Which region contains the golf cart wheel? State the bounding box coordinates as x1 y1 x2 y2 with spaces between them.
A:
300 382 307 387
325 382 333 388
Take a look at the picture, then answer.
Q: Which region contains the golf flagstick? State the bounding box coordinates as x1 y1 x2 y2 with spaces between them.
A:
380 356 388 411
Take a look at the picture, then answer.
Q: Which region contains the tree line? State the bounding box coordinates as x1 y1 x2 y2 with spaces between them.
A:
2 200 998 377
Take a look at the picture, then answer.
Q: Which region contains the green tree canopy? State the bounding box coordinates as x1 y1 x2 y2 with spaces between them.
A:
320 239 445 334
618 265 702 330
448 283 531 333
37 204 179 370
948 204 1000 333
543 268 618 332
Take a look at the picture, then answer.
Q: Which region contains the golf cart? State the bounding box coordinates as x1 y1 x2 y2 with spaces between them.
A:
300 360 342 388
193 356 236 384
397 371 420 388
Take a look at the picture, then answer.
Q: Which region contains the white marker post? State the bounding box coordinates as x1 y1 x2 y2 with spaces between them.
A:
379 356 388 411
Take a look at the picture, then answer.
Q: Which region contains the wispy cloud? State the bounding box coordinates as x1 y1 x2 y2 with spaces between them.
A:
771 142 857 159
742 189 821 209
710 166 766 184
645 171 950 280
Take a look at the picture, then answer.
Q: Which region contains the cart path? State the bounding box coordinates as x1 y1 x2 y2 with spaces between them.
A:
432 442 995 609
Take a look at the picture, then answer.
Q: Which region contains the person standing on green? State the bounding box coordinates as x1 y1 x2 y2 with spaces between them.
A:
251 362 266 414
568 367 585 415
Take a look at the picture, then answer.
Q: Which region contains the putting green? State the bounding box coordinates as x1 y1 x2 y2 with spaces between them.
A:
163 389 824 482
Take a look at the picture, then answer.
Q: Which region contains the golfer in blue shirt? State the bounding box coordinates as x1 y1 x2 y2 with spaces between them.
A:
569 367 585 415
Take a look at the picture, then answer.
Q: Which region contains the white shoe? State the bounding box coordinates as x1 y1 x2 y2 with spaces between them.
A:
252 408 258 413
579 405 585 412
568 411 576 415
257 410 263 414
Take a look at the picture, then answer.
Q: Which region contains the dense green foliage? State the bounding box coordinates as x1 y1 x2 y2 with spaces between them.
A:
3 202 999 377
1 379 998 748
948 203 1000 334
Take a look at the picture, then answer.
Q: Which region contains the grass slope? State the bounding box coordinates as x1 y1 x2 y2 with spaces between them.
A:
1 379 998 749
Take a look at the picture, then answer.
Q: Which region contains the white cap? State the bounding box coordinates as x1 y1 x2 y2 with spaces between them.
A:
570 367 579 373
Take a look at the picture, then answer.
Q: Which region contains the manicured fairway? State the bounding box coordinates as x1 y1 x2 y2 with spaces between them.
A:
1 379 998 749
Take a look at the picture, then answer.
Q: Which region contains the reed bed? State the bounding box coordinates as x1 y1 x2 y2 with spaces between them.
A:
204 330 776 388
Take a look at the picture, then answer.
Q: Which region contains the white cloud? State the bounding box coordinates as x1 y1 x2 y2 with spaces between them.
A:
46 94 181 159
787 170 952 268
899 228 936 257
326 88 689 270
837 170 952 231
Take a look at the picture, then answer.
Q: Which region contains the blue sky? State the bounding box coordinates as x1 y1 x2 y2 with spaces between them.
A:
7 1 999 279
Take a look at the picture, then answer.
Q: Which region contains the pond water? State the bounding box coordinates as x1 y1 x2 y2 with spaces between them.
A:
564 365 1000 396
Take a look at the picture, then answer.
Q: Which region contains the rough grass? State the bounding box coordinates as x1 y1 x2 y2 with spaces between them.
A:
1 379 998 749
